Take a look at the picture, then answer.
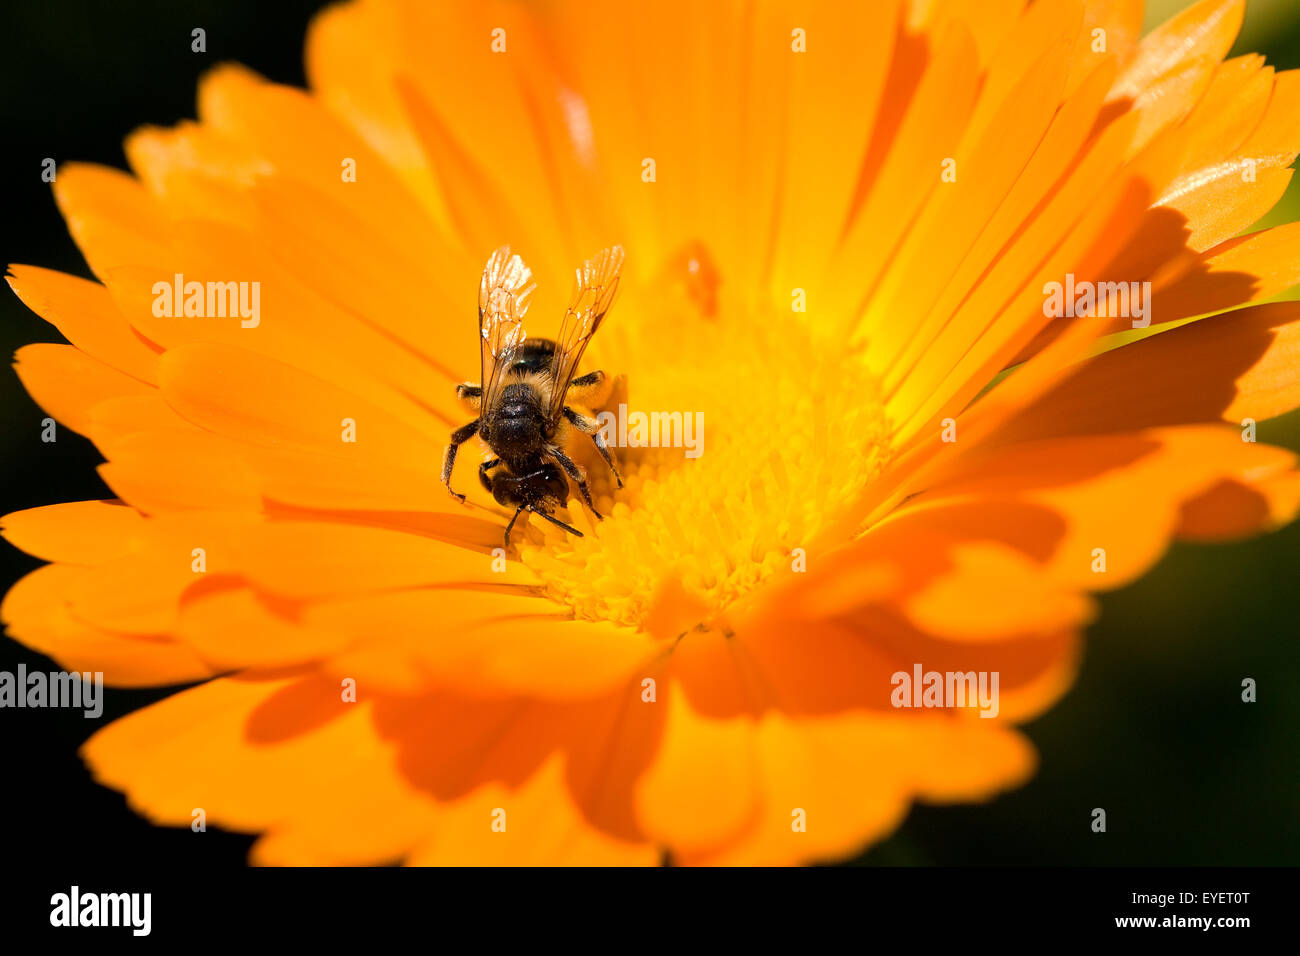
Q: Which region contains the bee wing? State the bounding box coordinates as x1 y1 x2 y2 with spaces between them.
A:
478 245 537 413
547 245 625 419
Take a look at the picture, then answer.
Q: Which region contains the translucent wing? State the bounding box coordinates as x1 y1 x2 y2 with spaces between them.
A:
547 245 625 419
478 245 537 414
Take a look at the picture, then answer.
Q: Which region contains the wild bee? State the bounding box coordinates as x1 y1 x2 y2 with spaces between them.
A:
442 245 626 545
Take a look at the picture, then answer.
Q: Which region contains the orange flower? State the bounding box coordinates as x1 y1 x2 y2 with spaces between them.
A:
5 0 1300 865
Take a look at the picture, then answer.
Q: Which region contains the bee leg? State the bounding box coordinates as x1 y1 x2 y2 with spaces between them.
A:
529 506 584 538
565 369 611 409
442 419 480 502
562 406 623 488
478 457 502 493
456 384 482 411
549 446 602 519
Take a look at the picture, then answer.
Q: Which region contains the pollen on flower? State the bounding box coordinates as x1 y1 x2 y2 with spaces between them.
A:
518 290 894 633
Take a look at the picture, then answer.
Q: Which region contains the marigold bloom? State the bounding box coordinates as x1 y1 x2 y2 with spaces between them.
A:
5 0 1300 865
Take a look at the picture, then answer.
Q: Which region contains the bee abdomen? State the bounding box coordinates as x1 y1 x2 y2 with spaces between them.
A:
506 338 558 375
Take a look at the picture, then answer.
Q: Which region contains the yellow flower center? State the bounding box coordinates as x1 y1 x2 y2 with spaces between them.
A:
517 254 894 634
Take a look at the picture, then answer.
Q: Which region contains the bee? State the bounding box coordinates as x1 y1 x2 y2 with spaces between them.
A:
442 244 626 545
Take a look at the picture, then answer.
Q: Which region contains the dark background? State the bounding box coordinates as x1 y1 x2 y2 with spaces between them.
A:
1 0 1297 868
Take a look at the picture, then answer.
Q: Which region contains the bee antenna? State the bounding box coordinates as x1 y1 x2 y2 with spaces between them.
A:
529 507 584 538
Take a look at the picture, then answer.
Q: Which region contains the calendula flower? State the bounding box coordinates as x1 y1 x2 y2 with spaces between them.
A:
5 0 1300 866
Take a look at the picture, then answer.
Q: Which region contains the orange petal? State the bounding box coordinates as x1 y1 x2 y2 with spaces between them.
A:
6 266 160 384
2 500 147 565
2 565 215 687
996 302 1300 442
13 343 151 437
176 585 349 671
308 589 666 698
924 426 1297 589
229 521 538 598
1176 471 1300 540
83 672 435 858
